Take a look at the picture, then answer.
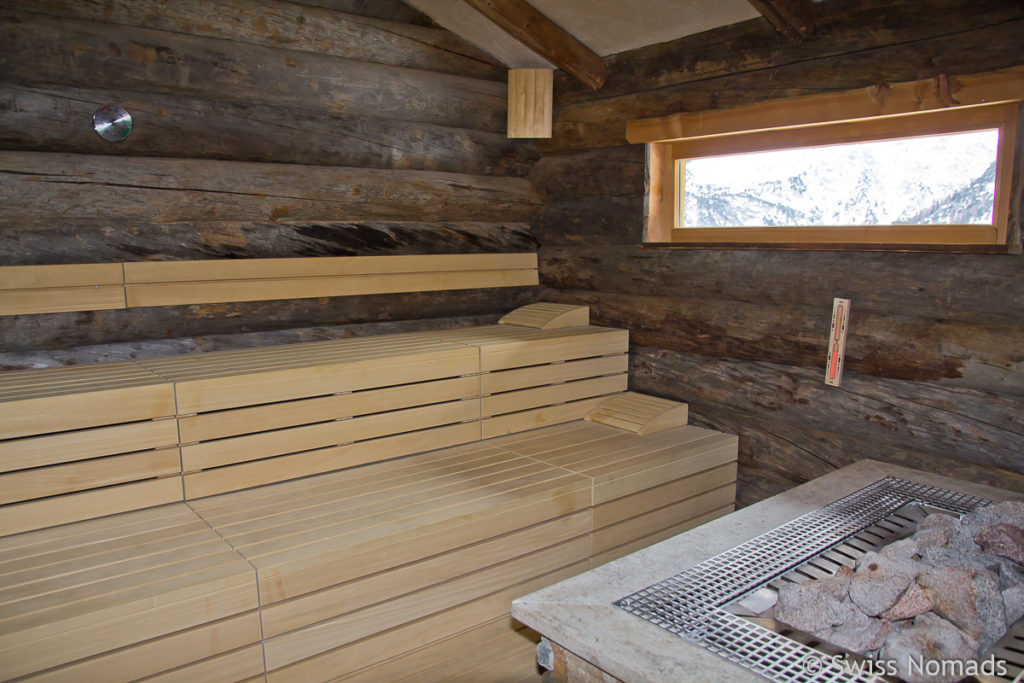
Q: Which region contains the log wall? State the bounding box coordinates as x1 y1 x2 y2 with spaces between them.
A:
0 0 539 351
533 0 1024 507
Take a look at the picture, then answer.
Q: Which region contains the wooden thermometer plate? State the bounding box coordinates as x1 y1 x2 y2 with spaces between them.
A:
825 297 850 387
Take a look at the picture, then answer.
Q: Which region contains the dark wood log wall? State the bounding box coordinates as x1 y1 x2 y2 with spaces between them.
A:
533 0 1024 507
0 0 539 352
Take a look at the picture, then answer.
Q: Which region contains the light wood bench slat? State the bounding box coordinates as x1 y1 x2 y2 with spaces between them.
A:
0 254 536 315
339 616 537 683
123 253 537 283
0 504 197 555
126 268 538 307
0 285 126 316
178 376 478 442
0 447 181 505
0 384 176 440
0 477 183 537
482 374 626 416
0 519 217 586
138 337 470 379
0 263 124 290
262 535 589 671
260 510 590 638
481 396 609 438
591 504 735 568
243 478 591 604
591 484 737 555
181 400 478 471
185 443 518 528
183 422 480 499
0 578 255 679
482 354 627 394
221 460 575 557
22 612 261 683
592 462 739 530
264 562 588 680
141 643 266 683
0 362 163 395
166 347 479 414
0 419 179 472
0 538 237 607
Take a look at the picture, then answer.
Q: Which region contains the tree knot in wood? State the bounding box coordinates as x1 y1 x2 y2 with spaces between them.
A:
936 74 962 107
868 84 891 110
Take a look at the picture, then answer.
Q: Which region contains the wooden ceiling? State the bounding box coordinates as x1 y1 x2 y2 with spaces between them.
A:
406 0 817 89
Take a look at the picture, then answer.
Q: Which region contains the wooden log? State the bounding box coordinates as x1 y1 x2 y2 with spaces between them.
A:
540 18 1024 152
0 287 537 353
747 0 816 42
461 0 606 89
0 220 535 266
533 196 643 246
538 245 1024 326
529 146 644 200
629 347 1024 476
19 0 502 80
0 152 537 223
285 0 434 26
0 84 536 176
553 0 1024 106
538 288 1024 393
0 12 507 133
685 405 1024 508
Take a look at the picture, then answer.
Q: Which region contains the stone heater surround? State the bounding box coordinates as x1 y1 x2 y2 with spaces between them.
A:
511 460 1024 683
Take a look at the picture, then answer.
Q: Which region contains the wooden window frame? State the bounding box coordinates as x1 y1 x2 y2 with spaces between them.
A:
631 67 1024 250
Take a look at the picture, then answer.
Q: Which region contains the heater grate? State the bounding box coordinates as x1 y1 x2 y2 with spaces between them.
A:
614 477 1000 683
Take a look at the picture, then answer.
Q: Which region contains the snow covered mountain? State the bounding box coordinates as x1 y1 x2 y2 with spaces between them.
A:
682 130 999 228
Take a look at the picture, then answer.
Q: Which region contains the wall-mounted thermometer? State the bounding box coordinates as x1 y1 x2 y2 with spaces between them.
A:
825 297 850 387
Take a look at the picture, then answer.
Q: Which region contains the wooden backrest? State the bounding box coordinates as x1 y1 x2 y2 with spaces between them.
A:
0 252 538 315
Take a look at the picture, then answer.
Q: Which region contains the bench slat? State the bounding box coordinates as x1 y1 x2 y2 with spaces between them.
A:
182 422 480 499
0 418 179 472
0 447 180 505
22 612 261 683
178 376 478 442
0 477 183 537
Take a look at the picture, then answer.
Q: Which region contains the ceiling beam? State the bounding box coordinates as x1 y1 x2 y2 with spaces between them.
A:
747 0 816 42
461 0 606 89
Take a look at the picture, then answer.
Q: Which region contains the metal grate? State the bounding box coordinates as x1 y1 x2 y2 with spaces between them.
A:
614 477 995 683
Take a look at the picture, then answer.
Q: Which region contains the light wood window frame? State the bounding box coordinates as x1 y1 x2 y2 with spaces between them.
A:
631 67 1024 250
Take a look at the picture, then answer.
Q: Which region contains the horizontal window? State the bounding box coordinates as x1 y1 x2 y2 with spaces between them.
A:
632 69 1023 250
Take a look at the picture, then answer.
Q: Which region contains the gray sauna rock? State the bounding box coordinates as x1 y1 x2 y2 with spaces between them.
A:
881 613 979 683
773 583 862 634
917 564 1006 654
1003 584 1024 625
975 522 1024 564
816 616 890 655
881 582 934 622
848 551 921 617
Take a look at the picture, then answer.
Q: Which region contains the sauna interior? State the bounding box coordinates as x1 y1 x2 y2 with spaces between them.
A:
0 1 1021 681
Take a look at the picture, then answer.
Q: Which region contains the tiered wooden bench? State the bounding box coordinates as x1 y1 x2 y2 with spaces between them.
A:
0 304 738 681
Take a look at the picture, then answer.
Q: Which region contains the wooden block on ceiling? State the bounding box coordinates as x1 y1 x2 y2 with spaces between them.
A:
499 302 589 329
507 69 552 138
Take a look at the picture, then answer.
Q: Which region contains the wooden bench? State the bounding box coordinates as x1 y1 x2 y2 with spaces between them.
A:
0 304 738 681
0 253 537 316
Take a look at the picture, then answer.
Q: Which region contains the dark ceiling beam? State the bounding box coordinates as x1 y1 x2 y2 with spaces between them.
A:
461 0 607 89
747 0 816 42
